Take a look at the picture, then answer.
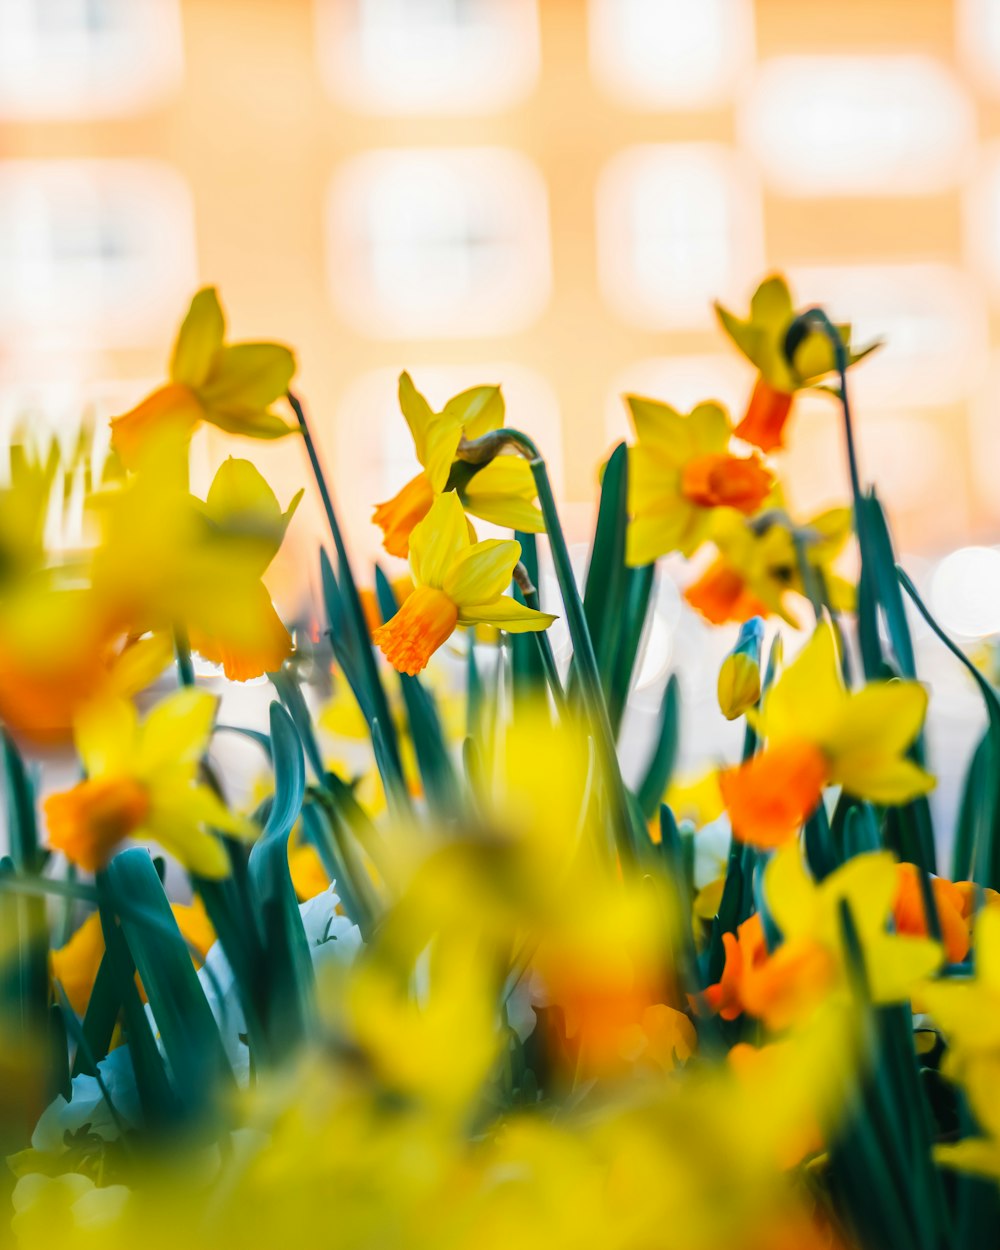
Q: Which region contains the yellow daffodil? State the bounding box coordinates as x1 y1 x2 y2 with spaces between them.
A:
716 274 876 453
685 506 855 627
706 847 942 1029
44 689 254 878
720 623 933 848
623 397 774 567
917 909 1000 1179
110 287 296 468
374 492 555 676
51 897 216 1015
92 446 301 681
373 373 543 558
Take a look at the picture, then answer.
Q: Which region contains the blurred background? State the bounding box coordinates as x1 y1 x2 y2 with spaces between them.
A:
4 0 1000 841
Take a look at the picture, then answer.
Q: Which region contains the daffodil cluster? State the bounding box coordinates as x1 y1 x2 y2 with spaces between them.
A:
1 273 998 1250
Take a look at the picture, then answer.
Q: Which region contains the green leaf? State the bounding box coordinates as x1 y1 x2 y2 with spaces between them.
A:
636 675 680 820
103 851 234 1113
899 567 1000 888
247 703 316 1056
582 443 629 699
607 564 655 735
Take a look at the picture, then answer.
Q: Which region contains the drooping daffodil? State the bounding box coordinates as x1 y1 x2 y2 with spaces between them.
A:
110 287 296 469
685 506 854 627
623 396 774 567
715 274 877 453
44 689 254 877
374 491 555 676
373 372 543 558
720 622 934 848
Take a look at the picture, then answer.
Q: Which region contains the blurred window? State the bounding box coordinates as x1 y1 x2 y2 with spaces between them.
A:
315 0 539 114
325 148 551 338
0 0 183 118
596 144 762 330
0 160 197 349
588 0 754 109
740 56 975 196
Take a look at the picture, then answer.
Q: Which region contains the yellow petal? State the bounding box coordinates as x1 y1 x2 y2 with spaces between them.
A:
762 622 847 746
170 287 225 388
74 698 137 779
866 934 942 1004
823 681 928 761
717 652 761 721
422 418 466 493
830 753 935 806
456 596 555 633
976 906 1000 996
624 396 692 462
764 842 820 941
106 633 174 701
686 402 733 456
135 689 219 777
441 384 504 441
749 274 794 327
443 538 521 608
199 343 296 430
398 372 437 467
409 492 471 590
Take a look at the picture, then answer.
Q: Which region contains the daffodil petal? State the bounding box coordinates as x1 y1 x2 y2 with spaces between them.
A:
441 384 504 440
761 622 847 745
824 681 928 760
422 419 466 493
457 596 555 633
686 402 733 455
443 538 521 607
830 753 935 806
75 698 138 779
398 372 436 467
625 396 692 461
199 343 296 421
170 287 225 389
135 688 218 776
409 492 471 590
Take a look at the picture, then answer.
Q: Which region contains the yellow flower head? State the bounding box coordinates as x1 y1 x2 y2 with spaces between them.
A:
373 372 543 558
110 287 296 469
374 492 555 676
44 689 254 878
92 451 301 682
720 623 934 847
624 396 774 567
715 274 876 452
685 506 855 628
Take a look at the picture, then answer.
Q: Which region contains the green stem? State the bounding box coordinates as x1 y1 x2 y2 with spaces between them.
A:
529 456 638 866
288 391 405 789
174 626 195 688
521 585 566 713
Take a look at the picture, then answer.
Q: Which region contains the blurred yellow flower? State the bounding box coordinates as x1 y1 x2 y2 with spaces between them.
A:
716 274 876 453
374 492 554 676
110 287 296 468
373 372 542 558
44 689 254 877
720 623 933 847
623 397 773 567
51 897 216 1015
92 449 300 681
685 507 854 627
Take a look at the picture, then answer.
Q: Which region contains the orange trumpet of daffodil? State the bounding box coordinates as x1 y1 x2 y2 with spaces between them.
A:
374 491 555 676
110 287 296 469
705 848 943 1030
623 397 773 567
720 623 934 848
373 373 543 558
44 689 255 878
715 274 877 453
